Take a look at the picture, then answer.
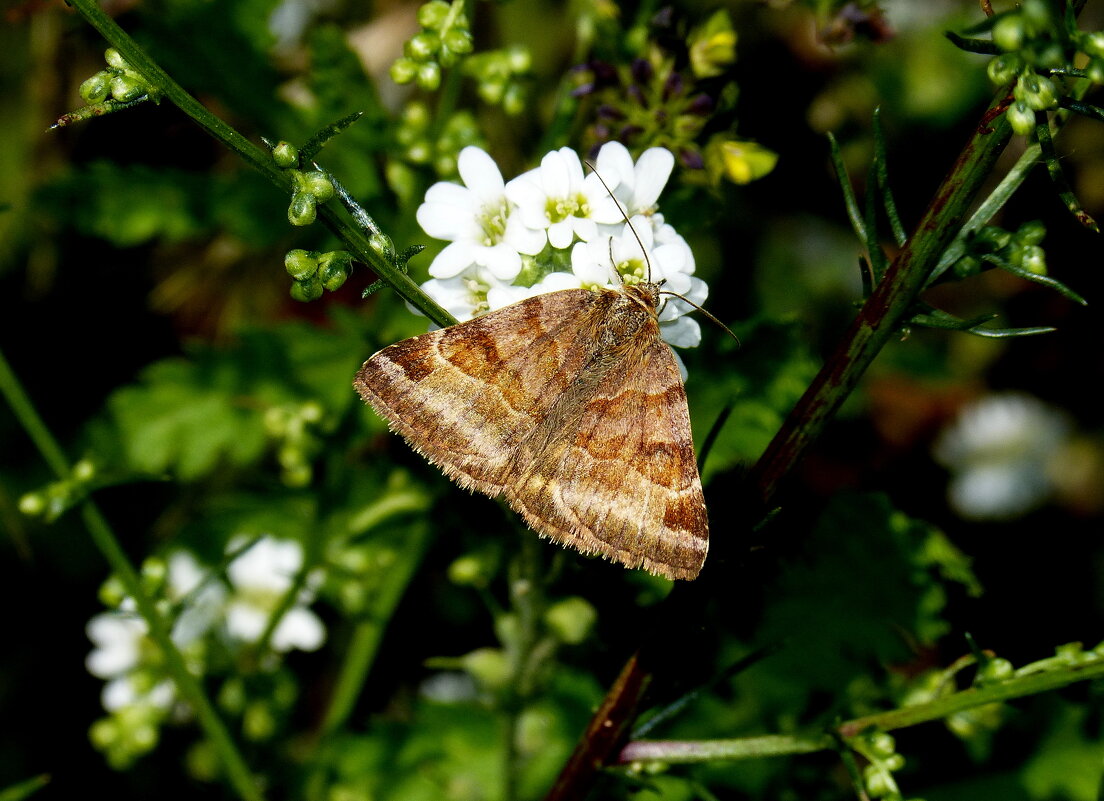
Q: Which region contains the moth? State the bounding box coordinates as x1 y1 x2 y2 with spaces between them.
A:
354 277 709 580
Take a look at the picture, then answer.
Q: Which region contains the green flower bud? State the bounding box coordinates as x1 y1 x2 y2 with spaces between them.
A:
390 57 418 85
406 141 432 164
290 276 324 302
494 612 520 646
284 249 318 280
272 141 299 168
433 153 457 177
1021 0 1053 32
80 71 113 103
416 62 442 91
18 492 45 516
992 15 1026 52
110 74 146 103
73 458 96 482
1014 219 1046 246
141 555 167 588
974 226 1012 252
302 171 334 202
104 48 128 70
866 731 896 757
1033 43 1065 70
1015 73 1058 110
1082 31 1104 59
863 764 893 797
417 0 451 28
986 53 1024 86
368 233 396 264
979 656 1014 680
301 401 323 423
402 101 431 127
287 192 317 226
98 575 127 607
406 32 440 62
953 254 982 279
447 553 494 586
502 84 525 116
89 717 119 749
243 702 276 741
544 596 598 644
218 677 247 713
443 29 474 57
317 251 352 291
883 753 905 771
478 81 505 104
460 648 510 688
1006 100 1037 135
1087 58 1104 85
1017 245 1047 274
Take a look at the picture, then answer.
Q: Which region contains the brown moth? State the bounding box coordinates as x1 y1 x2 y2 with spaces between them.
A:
354 281 708 580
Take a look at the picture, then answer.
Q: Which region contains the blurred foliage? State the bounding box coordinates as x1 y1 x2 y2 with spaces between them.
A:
3 1 1104 801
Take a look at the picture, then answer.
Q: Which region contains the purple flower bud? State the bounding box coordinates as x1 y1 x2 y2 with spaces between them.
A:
685 93 714 116
596 103 626 120
663 72 684 101
631 58 653 85
627 83 647 106
571 83 596 97
651 6 674 29
618 124 644 143
679 149 704 169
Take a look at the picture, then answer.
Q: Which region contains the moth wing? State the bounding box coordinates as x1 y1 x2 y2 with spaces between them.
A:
355 289 605 496
504 328 709 580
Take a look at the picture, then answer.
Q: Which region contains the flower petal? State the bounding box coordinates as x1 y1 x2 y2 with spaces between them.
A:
457 146 505 202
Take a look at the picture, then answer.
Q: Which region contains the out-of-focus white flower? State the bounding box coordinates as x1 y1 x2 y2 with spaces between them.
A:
86 599 147 679
417 146 545 281
933 393 1071 520
166 550 226 647
225 536 325 653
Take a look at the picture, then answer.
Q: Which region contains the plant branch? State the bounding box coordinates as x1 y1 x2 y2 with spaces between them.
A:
616 651 1104 765
0 346 266 801
65 0 455 329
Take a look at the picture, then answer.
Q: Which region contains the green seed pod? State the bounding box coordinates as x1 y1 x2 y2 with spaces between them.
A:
302 171 335 202
1006 100 1037 135
80 71 113 104
867 731 896 757
953 254 982 279
272 141 299 168
1014 219 1046 246
417 0 451 28
980 656 1014 680
287 192 317 226
992 15 1026 52
416 61 442 91
406 31 440 62
110 73 146 103
390 57 418 85
290 276 324 302
18 492 45 516
104 48 128 70
986 53 1023 86
284 249 318 280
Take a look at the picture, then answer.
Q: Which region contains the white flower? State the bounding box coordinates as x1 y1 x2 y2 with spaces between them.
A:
593 141 675 219
166 550 226 647
505 147 624 248
933 393 1071 520
86 600 147 679
417 146 545 281
224 536 325 652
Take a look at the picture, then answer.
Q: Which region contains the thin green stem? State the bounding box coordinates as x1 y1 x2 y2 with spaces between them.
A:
0 347 265 801
66 0 455 329
617 652 1104 765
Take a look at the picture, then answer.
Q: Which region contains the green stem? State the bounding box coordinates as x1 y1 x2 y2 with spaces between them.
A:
66 0 455 329
616 652 1104 765
0 347 265 801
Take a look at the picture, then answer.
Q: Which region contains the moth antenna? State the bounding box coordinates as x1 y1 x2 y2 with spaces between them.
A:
658 289 741 347
584 158 652 284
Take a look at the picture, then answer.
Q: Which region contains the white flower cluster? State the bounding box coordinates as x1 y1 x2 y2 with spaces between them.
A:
415 142 707 362
86 536 325 715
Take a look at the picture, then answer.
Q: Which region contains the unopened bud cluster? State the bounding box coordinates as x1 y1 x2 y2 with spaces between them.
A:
79 48 160 105
983 0 1104 134
395 102 482 177
953 220 1047 279
263 401 325 487
285 249 353 301
390 0 474 91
